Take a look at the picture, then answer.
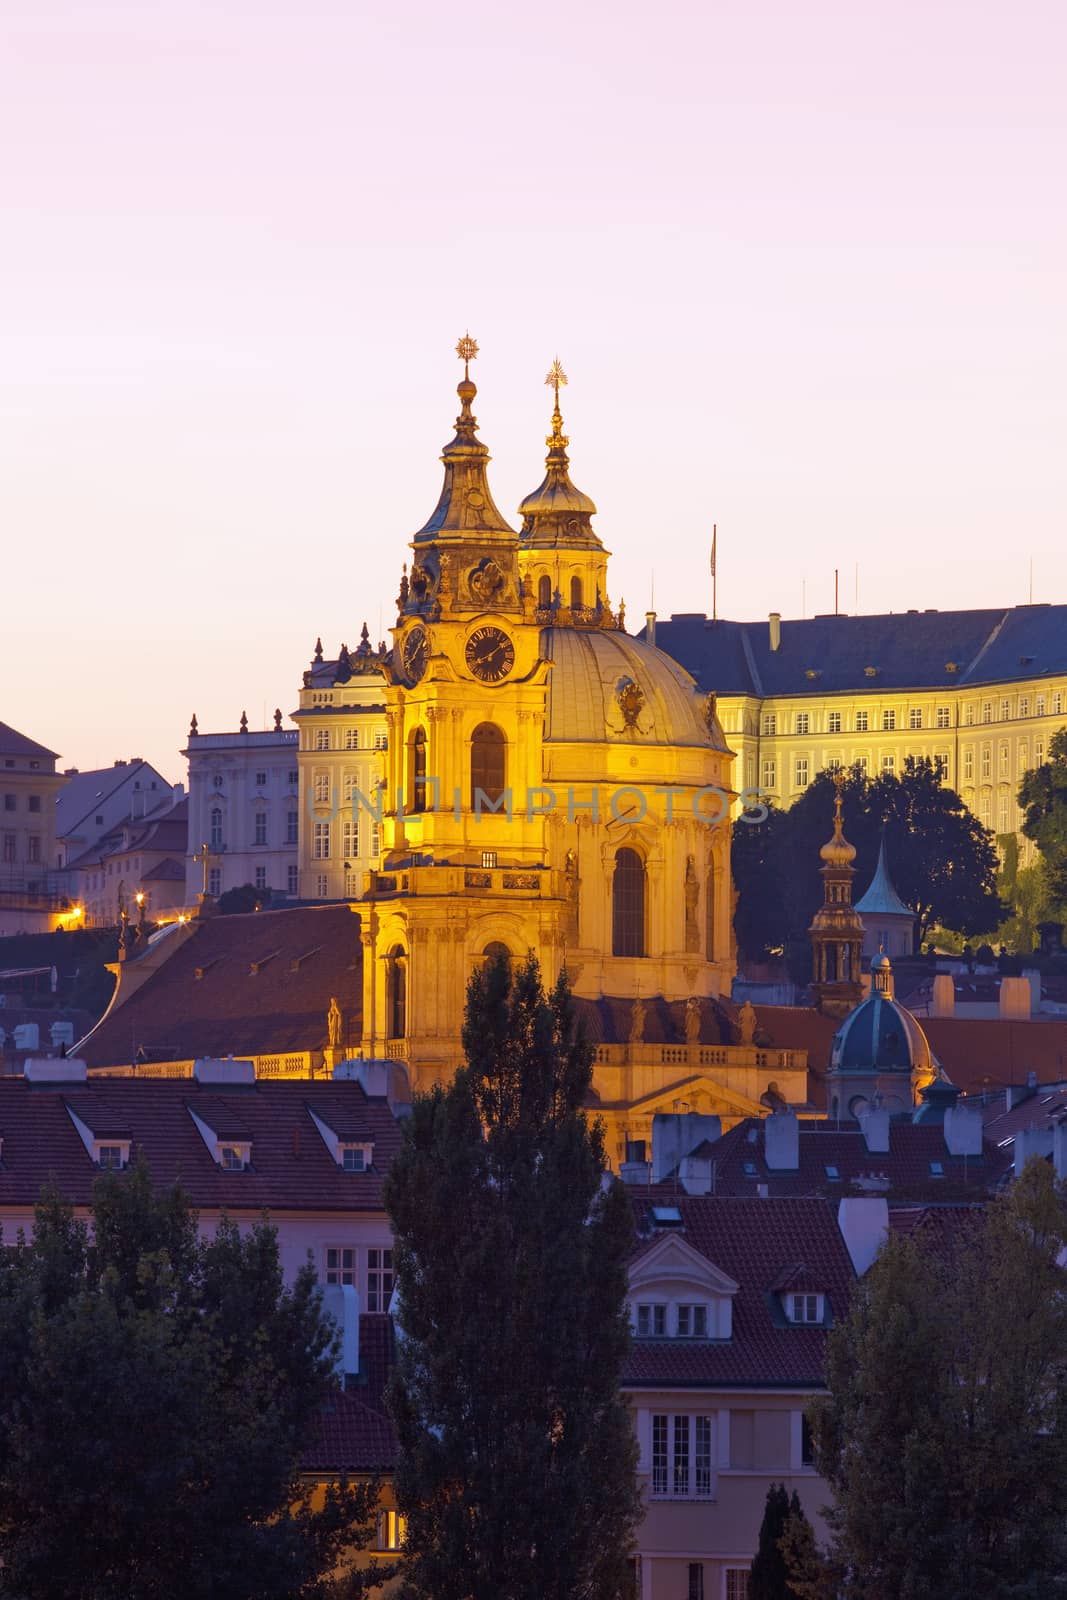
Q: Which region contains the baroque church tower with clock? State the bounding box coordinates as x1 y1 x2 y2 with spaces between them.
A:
354 339 806 1147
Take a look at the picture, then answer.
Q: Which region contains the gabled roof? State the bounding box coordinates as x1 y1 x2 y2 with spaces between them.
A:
55 761 170 837
0 721 57 761
302 1315 398 1473
624 1196 855 1388
0 1076 403 1212
79 904 361 1068
646 604 1067 698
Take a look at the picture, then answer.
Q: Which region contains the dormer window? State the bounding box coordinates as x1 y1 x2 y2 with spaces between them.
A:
341 1143 373 1173
789 1293 823 1324
96 1142 129 1170
637 1303 666 1337
219 1144 249 1171
676 1304 708 1338
930 1161 944 1177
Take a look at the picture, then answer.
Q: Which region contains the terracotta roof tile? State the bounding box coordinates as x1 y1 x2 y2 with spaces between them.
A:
302 1315 397 1474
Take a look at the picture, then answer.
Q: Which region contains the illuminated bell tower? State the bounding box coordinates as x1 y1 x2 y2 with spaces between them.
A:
808 774 865 1017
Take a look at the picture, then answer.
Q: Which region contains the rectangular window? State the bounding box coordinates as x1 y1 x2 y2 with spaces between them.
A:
881 755 895 772
97 1145 124 1169
637 1303 666 1337
378 1510 407 1551
854 754 869 774
998 794 1010 833
791 1293 820 1323
909 707 922 729
676 1304 708 1338
373 732 388 751
760 758 776 791
28 794 41 812
936 705 951 729
688 1563 704 1600
650 1414 713 1500
255 866 267 890
1055 692 1064 716
254 770 266 787
287 864 299 895
314 772 330 804
794 757 809 789
882 709 896 730
344 728 360 750
2 794 13 811
980 746 991 780
287 808 299 844
828 711 842 733
325 1246 356 1285
1037 695 1046 717
934 751 949 777
345 869 361 896
999 744 1009 777
855 710 869 732
341 1146 365 1172
802 1414 815 1465
314 729 331 751
316 873 328 896
1036 740 1045 766
964 748 975 780
982 701 992 723
1001 697 1011 721
481 850 498 869
1019 696 1030 717
965 703 976 725
795 712 809 735
313 822 331 860
342 770 357 803
342 820 359 860
27 835 40 863
725 1573 748 1600
254 812 268 845
208 867 221 896
761 713 777 736
367 1247 394 1312
288 768 299 785
220 1146 245 1171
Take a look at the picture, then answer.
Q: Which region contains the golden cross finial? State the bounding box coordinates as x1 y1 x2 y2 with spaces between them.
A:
545 357 568 407
456 332 479 378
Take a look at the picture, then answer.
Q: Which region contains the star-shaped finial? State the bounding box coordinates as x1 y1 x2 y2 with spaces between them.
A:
456 332 479 377
545 357 568 406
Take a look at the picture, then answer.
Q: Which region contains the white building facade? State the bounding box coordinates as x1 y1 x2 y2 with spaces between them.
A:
183 716 300 901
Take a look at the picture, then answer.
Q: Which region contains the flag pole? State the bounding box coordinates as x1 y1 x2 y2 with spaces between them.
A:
711 524 717 621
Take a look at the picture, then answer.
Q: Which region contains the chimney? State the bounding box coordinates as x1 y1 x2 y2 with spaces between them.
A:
645 610 657 647
837 1196 889 1275
859 1107 891 1154
931 973 955 1017
620 1138 651 1185
321 1283 360 1388
999 976 1032 1021
679 1155 713 1196
651 1112 721 1182
1006 1076 1038 1112
769 612 782 652
763 1107 799 1170
943 1102 983 1158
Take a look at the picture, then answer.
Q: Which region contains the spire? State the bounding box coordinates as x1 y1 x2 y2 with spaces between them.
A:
808 774 864 1017
872 946 893 995
518 357 601 542
414 334 515 544
820 771 857 867
855 831 913 917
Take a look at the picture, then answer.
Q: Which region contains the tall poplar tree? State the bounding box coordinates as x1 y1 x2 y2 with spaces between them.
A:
384 953 640 1600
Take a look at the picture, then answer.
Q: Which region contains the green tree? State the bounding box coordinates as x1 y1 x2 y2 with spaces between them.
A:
1019 727 1067 902
733 760 1001 958
218 881 272 914
808 1160 1067 1599
0 1161 388 1600
384 954 640 1600
749 1482 800 1599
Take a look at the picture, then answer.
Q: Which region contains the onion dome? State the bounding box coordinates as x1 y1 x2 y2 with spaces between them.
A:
518 360 602 548
820 783 857 867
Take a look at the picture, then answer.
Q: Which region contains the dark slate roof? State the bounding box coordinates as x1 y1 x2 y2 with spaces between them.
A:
645 605 1067 698
682 1116 1009 1199
302 1315 398 1473
55 761 170 836
624 1196 854 1388
0 1076 402 1212
79 904 362 1068
0 721 57 762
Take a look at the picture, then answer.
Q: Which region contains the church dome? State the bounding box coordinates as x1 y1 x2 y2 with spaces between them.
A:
541 627 724 749
829 989 935 1079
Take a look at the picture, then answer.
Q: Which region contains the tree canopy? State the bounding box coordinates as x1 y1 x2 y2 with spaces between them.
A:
0 1161 386 1600
807 1160 1067 1599
384 953 641 1600
734 759 1002 961
749 1482 817 1599
1019 727 1067 904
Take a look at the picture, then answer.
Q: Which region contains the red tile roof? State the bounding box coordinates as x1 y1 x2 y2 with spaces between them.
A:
0 1075 402 1212
79 904 362 1068
625 1196 855 1388
302 1315 398 1474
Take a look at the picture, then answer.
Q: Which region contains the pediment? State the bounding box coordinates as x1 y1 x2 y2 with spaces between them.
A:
626 1074 766 1119
629 1230 739 1299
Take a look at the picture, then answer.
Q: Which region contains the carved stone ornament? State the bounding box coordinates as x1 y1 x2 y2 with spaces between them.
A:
702 691 718 734
409 563 435 601
629 996 646 1045
615 676 645 730
684 855 700 953
468 557 506 606
684 995 702 1044
737 998 757 1046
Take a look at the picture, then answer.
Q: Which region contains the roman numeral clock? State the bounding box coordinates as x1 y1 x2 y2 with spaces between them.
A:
464 624 516 684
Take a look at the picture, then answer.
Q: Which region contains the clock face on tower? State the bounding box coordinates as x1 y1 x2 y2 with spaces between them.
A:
402 625 429 684
465 625 515 684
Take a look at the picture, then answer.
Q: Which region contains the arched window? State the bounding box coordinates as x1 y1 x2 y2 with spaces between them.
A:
612 847 646 957
387 945 407 1040
537 574 552 608
705 864 716 959
409 727 427 813
209 807 223 849
570 575 583 610
483 941 511 968
470 724 506 808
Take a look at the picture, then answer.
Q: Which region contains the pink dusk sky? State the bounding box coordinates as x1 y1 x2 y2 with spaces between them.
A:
2 0 1064 781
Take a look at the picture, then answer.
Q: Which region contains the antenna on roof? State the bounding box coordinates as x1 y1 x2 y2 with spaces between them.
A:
710 524 717 621
835 568 839 616
1029 557 1034 605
